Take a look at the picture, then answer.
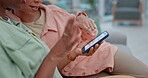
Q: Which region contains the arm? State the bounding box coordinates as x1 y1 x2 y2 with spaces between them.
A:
35 36 69 78
35 18 81 78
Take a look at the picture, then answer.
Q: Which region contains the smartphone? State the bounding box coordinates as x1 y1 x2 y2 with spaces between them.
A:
82 31 109 54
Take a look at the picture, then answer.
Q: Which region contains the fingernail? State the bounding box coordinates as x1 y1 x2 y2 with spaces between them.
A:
91 33 95 36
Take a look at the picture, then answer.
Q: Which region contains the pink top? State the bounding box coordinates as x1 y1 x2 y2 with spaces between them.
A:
40 4 117 76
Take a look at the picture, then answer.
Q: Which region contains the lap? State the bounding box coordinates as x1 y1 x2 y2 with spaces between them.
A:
100 75 135 78
65 48 148 78
111 48 148 78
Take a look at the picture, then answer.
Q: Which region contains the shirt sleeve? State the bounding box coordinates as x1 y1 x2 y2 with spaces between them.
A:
1 33 48 78
0 41 25 78
0 20 49 78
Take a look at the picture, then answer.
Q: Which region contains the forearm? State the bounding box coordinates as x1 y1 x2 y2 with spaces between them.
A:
35 53 58 78
35 18 81 78
35 37 68 78
58 51 78 72
58 57 71 71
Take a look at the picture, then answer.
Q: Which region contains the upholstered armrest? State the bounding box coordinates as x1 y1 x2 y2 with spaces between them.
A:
112 1 117 17
105 30 127 45
139 0 143 12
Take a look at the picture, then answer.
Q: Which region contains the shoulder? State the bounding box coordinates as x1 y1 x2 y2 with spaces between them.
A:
45 5 69 14
46 5 66 11
0 19 29 42
0 20 15 34
40 4 75 18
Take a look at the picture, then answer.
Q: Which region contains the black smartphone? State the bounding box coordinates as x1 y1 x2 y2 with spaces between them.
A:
82 31 109 54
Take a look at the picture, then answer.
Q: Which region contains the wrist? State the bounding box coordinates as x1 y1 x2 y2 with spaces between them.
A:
47 53 60 65
67 51 78 61
48 41 68 64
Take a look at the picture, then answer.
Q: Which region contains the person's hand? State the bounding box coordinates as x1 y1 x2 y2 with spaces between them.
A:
5 10 22 22
67 40 104 61
49 18 81 62
76 13 98 40
83 41 103 56
76 41 103 56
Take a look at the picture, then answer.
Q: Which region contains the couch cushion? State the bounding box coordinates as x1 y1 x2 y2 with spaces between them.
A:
117 0 139 8
114 44 132 54
115 7 140 20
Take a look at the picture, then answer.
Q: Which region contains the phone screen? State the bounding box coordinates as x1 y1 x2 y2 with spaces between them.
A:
82 31 109 54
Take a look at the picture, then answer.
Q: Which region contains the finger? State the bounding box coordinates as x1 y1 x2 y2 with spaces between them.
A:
74 47 83 55
88 18 94 30
85 18 93 32
64 18 75 35
70 25 81 43
69 30 81 47
70 32 81 45
64 19 78 41
82 18 96 35
94 41 104 51
87 20 97 36
94 44 99 52
99 41 104 45
76 15 90 30
77 39 91 49
88 47 94 55
89 18 97 30
84 47 94 56
77 29 82 43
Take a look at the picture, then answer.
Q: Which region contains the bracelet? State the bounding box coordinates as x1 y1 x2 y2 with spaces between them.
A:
67 54 76 61
77 12 87 17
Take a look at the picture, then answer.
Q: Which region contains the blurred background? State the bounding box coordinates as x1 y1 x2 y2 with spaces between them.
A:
44 0 148 65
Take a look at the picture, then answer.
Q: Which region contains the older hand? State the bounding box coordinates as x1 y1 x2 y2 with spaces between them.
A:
67 40 104 61
82 41 104 56
50 18 81 62
76 13 98 40
75 40 103 56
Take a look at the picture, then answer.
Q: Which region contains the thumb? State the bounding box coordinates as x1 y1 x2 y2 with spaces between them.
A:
74 40 91 55
78 39 91 49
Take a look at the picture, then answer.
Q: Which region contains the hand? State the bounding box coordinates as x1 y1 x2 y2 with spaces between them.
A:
83 41 104 56
49 18 81 62
76 14 98 40
76 41 104 56
5 10 22 22
67 40 104 61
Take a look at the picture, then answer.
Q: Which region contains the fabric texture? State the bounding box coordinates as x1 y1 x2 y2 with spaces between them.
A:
0 17 62 78
110 49 148 78
37 5 117 76
24 9 46 37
